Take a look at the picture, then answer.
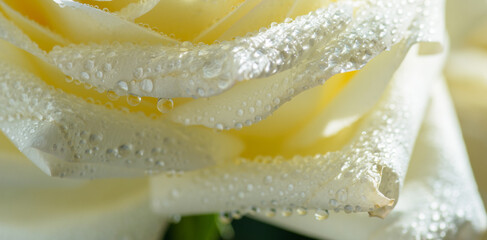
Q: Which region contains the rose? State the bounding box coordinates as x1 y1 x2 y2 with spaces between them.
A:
0 0 485 239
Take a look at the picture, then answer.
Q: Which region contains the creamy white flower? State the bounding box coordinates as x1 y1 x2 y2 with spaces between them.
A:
256 78 486 240
0 134 166 239
0 0 485 239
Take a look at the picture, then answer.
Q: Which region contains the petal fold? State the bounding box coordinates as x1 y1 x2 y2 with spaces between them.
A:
149 42 444 218
0 135 167 240
0 59 243 178
46 0 442 132
253 79 487 240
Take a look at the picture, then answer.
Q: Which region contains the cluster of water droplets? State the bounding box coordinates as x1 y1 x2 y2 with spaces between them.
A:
46 0 442 131
149 15 445 217
0 62 242 178
165 0 440 130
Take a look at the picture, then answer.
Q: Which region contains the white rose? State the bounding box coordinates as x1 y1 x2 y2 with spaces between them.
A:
0 0 485 239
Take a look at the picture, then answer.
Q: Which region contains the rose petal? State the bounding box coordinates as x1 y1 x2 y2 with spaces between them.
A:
252 79 487 240
0 142 167 240
268 41 411 151
149 42 444 217
446 0 487 47
166 0 443 130
446 48 487 216
0 41 243 178
215 0 296 42
74 0 141 13
0 1 69 51
47 0 442 117
0 0 176 45
286 0 334 19
133 0 246 42
193 0 265 43
0 11 48 60
115 0 160 21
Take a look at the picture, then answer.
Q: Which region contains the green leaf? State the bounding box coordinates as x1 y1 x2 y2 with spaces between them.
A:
163 214 223 240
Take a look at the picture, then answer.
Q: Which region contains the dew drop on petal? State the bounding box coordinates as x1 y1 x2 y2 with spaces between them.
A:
197 88 205 97
215 123 224 130
127 94 141 106
265 208 276 218
337 188 348 202
118 144 133 157
81 72 90 80
202 60 222 79
134 67 144 79
315 209 329 221
106 90 120 101
117 80 129 91
84 60 94 70
157 98 174 113
281 208 293 217
296 207 307 216
104 63 112 72
217 79 232 89
140 79 154 93
344 205 353 214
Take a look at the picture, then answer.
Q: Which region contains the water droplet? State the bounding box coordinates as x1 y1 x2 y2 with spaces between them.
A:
145 158 154 164
248 206 259 215
89 134 103 143
65 76 74 83
127 94 141 106
85 60 94 70
140 79 154 93
156 161 165 167
107 90 120 101
134 67 144 79
281 208 293 217
118 144 133 157
337 188 348 202
315 209 329 220
106 148 118 157
104 63 112 72
273 97 281 105
215 123 224 130
157 98 174 113
197 88 205 97
264 175 273 184
329 199 338 207
265 208 276 217
217 79 232 89
117 81 129 91
296 207 307 215
344 205 353 214
236 109 244 116
203 60 222 79
81 72 90 80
